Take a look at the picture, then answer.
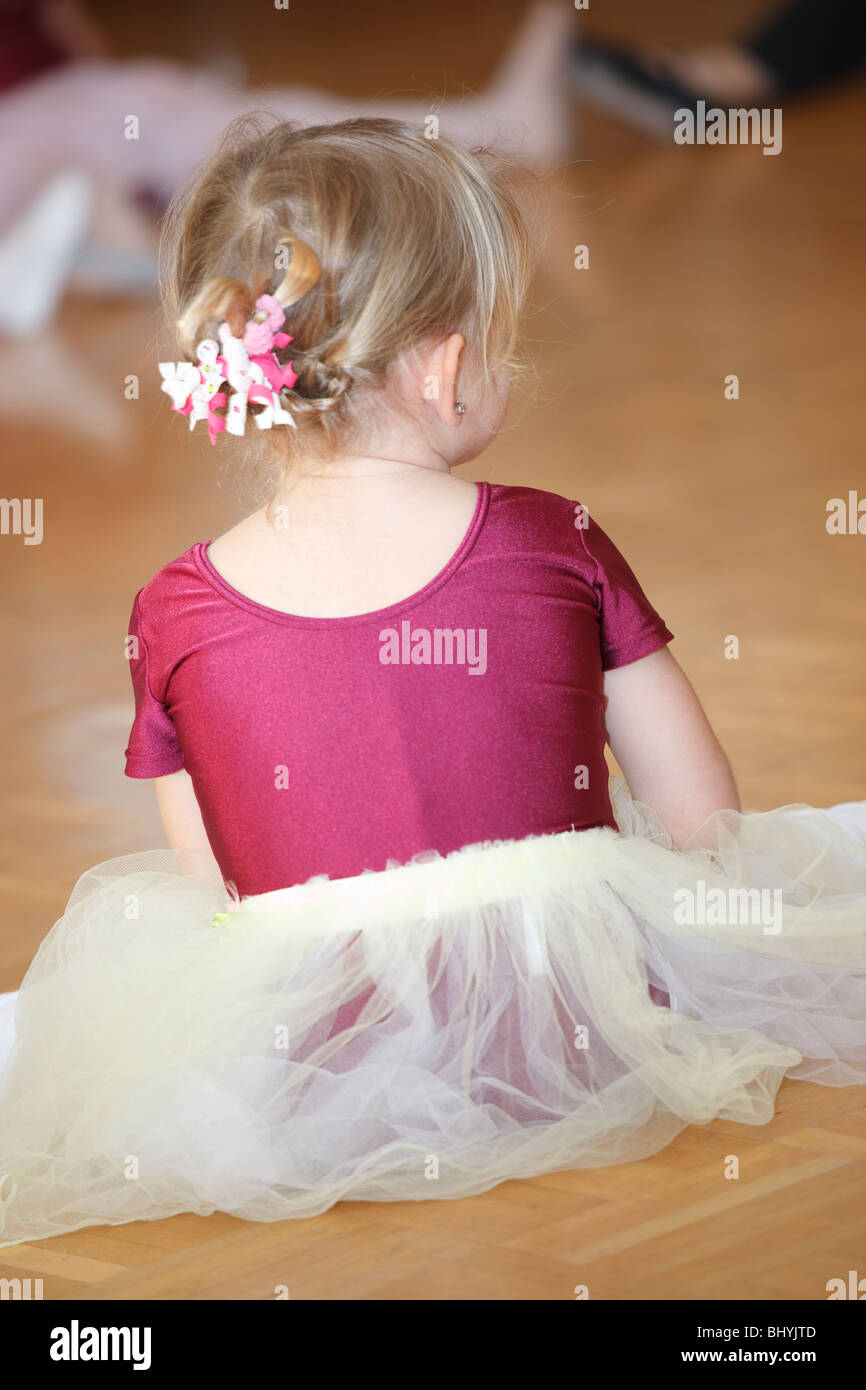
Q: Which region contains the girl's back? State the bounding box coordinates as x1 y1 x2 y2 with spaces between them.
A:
127 475 671 894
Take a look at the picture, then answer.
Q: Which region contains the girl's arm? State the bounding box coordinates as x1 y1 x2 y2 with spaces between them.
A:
603 646 740 847
154 769 222 875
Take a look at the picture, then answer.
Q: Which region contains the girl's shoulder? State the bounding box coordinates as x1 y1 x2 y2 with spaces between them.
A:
489 481 587 523
133 543 209 605
486 482 611 567
128 544 216 649
485 483 672 669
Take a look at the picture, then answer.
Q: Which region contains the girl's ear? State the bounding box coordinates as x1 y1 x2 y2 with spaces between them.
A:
426 333 466 426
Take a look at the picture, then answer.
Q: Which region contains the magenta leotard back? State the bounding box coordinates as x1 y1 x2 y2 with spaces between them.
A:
125 484 673 895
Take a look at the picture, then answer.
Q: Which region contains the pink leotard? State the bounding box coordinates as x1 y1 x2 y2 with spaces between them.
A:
125 483 673 895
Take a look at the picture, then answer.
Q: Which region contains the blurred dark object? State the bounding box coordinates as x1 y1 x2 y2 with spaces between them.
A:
0 0 107 94
747 0 866 95
571 0 866 136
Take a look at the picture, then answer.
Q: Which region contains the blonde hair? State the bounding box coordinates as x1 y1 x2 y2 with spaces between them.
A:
160 115 534 464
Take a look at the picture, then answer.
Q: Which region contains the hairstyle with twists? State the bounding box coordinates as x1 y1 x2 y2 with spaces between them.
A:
160 114 534 466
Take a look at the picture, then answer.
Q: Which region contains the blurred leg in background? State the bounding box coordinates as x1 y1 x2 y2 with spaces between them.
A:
0 1 572 337
570 0 866 136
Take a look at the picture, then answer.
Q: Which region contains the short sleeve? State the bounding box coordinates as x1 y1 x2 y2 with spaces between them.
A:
124 590 185 778
577 514 674 670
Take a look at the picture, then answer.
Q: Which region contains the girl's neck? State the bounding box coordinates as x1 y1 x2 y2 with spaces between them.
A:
283 451 451 483
275 409 462 491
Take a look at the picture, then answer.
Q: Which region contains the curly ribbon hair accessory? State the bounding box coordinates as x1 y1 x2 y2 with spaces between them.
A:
159 236 322 444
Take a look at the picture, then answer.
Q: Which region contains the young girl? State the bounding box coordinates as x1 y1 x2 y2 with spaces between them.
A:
0 115 863 1248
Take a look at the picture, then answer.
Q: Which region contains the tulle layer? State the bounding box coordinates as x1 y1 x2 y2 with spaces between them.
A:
0 783 864 1246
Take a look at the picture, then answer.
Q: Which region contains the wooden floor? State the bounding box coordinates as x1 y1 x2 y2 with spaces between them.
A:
1 0 864 1299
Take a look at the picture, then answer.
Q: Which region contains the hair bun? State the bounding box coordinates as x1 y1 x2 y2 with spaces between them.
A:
287 354 353 418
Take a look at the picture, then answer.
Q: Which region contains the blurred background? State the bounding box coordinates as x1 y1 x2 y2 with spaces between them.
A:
1 0 864 970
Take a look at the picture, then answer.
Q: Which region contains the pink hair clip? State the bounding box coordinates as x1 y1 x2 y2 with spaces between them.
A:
243 294 289 355
158 301 298 444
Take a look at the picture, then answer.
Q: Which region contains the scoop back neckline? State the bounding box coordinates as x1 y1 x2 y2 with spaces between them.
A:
192 480 490 628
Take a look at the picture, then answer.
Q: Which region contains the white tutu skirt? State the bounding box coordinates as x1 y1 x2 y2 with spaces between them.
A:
0 782 864 1247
